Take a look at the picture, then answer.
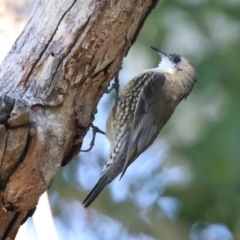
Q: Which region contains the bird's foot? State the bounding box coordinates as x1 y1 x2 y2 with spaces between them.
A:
105 72 120 103
81 124 105 152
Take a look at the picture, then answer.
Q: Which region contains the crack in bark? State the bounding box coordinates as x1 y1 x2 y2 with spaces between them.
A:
0 129 9 171
46 15 92 97
1 212 20 240
115 0 128 20
22 0 77 88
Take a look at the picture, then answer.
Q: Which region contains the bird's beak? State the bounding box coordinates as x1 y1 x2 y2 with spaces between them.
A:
150 46 168 58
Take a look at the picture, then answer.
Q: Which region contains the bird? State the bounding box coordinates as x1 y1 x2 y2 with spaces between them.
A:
83 46 197 207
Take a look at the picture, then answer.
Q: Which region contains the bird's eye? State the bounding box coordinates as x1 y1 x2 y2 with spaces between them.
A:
174 57 181 63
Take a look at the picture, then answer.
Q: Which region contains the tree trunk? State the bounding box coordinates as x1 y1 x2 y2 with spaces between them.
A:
0 0 159 238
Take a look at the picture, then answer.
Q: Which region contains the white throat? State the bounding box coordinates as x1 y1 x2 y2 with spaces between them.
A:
157 56 175 73
143 56 175 74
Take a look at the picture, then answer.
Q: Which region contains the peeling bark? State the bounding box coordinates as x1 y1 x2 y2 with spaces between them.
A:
0 0 159 238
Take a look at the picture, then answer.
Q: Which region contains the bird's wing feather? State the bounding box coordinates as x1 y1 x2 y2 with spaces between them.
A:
120 73 166 178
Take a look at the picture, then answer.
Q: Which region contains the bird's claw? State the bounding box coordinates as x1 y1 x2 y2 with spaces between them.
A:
81 124 105 152
105 73 120 103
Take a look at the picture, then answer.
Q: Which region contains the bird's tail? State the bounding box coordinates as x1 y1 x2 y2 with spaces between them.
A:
82 175 108 208
83 133 130 207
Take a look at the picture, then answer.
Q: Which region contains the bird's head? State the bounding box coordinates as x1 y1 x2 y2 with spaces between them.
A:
151 46 197 85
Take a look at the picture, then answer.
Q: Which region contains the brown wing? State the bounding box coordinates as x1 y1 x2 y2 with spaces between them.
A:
120 73 166 178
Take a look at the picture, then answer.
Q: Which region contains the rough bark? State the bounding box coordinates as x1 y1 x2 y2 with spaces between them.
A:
0 0 159 238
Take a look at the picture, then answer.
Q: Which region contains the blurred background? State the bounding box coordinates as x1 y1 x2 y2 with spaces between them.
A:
1 0 240 239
